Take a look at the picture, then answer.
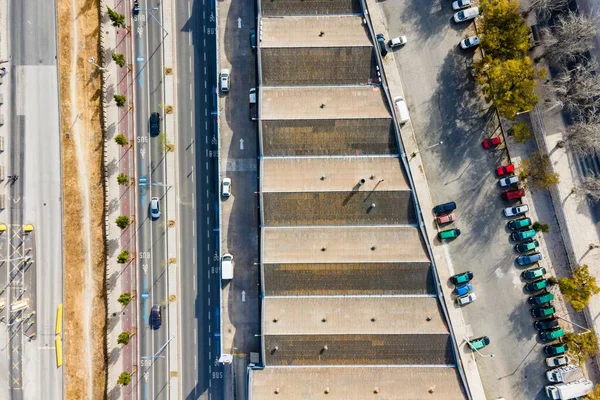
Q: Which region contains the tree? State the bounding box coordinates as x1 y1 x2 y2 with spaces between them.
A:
508 122 532 143
550 62 600 121
479 0 531 60
112 52 125 68
117 250 129 264
114 134 128 146
117 331 131 345
117 173 129 185
559 264 600 312
114 94 127 107
107 6 126 28
159 132 174 152
532 222 550 233
561 121 600 155
117 371 132 386
526 0 569 22
563 330 599 365
475 57 545 120
118 292 132 306
519 151 560 189
575 178 600 200
540 12 599 64
585 384 600 399
115 216 130 229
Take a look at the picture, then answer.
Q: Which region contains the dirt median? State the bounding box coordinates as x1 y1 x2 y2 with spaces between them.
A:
56 0 107 398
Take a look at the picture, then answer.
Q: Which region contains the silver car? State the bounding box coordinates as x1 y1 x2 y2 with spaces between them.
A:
503 204 529 217
499 176 519 187
220 68 230 93
150 197 160 219
222 178 232 197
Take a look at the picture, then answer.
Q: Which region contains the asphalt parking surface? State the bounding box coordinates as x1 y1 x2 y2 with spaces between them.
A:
376 1 550 398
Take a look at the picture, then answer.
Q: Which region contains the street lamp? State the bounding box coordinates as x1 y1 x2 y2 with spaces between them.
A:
405 141 444 160
88 57 107 72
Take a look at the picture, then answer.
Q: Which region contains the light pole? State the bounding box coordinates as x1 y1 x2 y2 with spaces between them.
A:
464 337 494 358
88 57 107 72
405 141 444 160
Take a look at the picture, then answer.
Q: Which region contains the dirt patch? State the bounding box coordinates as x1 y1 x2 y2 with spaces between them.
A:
56 0 107 398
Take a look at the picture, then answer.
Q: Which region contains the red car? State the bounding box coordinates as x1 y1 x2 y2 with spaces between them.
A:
482 137 502 149
502 188 525 200
496 164 515 177
436 212 456 224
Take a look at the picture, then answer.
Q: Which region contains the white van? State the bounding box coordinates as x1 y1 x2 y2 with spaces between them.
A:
393 96 410 124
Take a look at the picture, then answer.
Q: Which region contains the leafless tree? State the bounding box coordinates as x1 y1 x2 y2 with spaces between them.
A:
549 61 600 120
541 12 599 64
574 177 600 200
561 121 600 155
527 0 569 21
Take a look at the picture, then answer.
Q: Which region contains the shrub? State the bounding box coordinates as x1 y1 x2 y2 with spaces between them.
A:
114 134 128 146
117 250 129 264
116 216 130 229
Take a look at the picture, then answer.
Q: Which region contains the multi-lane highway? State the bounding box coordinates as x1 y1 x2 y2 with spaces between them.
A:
3 1 63 400
132 1 170 398
174 0 223 398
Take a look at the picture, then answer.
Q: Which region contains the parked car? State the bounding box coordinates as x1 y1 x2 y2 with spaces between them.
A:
502 188 525 201
529 291 554 306
499 176 520 187
389 36 407 48
439 228 461 240
540 327 565 342
220 68 230 92
460 36 481 49
452 0 472 10
150 305 162 329
511 228 536 241
507 217 531 231
515 239 540 253
376 33 388 57
433 201 457 215
150 197 160 219
546 355 569 367
149 112 160 136
436 212 456 224
521 266 546 280
531 305 555 318
504 204 529 217
468 336 490 350
456 292 477 306
534 317 559 331
221 178 232 197
451 271 474 285
544 343 568 356
454 7 479 22
517 252 543 266
496 164 515 177
525 279 549 293
249 29 257 50
482 137 502 149
455 283 472 296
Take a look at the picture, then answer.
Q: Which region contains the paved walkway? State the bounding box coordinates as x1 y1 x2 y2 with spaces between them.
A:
101 0 137 398
364 1 486 399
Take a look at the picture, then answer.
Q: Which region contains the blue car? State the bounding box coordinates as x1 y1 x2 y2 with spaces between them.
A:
376 33 388 57
517 252 542 266
455 283 473 296
433 201 457 215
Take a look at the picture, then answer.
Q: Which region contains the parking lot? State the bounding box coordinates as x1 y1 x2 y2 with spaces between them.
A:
375 1 553 398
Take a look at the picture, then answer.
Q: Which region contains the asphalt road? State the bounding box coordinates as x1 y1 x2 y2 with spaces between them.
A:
174 0 223 398
133 1 169 398
5 1 63 399
376 1 549 398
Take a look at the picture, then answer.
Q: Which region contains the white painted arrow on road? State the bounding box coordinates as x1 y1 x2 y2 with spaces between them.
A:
210 12 215 22
241 291 246 302
239 138 244 150
143 264 148 274
140 148 145 159
237 17 242 29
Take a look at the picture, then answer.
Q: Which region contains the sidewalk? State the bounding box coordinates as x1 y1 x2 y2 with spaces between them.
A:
101 0 137 398
364 1 486 399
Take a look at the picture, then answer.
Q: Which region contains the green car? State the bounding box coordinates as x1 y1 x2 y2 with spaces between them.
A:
531 305 555 318
439 228 461 240
249 29 257 50
468 336 490 351
528 291 554 306
515 239 540 253
521 266 546 281
511 229 536 241
539 327 565 343
451 271 474 285
544 343 568 356
507 217 531 231
525 279 548 293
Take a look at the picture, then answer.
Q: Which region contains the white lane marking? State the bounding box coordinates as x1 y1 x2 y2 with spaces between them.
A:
206 161 208 169
208 282 210 292
207 216 209 224
206 189 209 196
208 297 211 306
208 325 211 333
207 243 210 250
194 329 197 344
206 175 208 184
204 80 207 89
189 33 192 45
205 108 208 117
205 94 208 102
188 1 191 16
189 58 192 73
193 220 195 236
193 278 196 290
204 66 207 74
190 83 193 100
193 248 196 263
204 52 207 62
207 204 209 211
208 311 211 320
205 121 208 129
190 111 193 127
191 165 195 182
194 355 197 367
205 136 208 144
192 192 195 208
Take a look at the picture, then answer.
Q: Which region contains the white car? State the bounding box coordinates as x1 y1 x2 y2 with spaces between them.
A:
388 36 407 48
499 176 519 187
454 7 479 23
503 204 529 217
460 36 480 49
220 68 230 93
546 355 569 368
456 292 476 306
222 178 232 197
452 0 471 10
150 197 161 219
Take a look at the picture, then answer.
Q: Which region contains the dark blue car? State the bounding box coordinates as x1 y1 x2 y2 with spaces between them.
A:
455 283 472 296
433 201 457 215
376 34 388 57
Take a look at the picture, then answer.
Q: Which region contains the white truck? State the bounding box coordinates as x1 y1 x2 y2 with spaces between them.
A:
221 253 234 280
546 364 582 383
545 378 593 399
